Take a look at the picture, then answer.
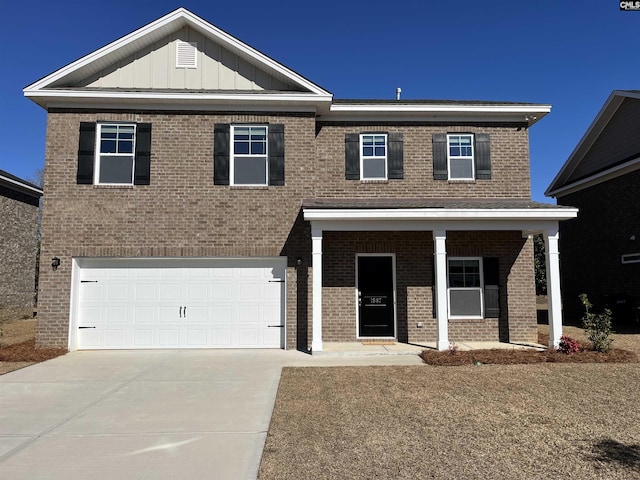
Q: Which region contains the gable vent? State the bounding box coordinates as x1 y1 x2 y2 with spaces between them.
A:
176 41 197 68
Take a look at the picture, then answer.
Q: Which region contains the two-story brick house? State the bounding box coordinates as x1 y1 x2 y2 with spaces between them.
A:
25 8 576 352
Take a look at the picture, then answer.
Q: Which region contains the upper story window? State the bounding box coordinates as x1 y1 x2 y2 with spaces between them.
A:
96 124 136 185
360 134 387 180
76 122 152 186
432 133 491 181
232 125 268 185
447 134 474 180
213 123 284 186
345 132 403 181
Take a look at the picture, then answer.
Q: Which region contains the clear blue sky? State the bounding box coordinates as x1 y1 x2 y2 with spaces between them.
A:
1 0 636 200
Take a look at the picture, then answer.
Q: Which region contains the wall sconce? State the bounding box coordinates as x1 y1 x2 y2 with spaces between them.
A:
296 257 303 267
51 257 61 271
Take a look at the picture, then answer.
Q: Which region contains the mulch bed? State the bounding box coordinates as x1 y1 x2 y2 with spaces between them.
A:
0 339 66 363
420 347 638 366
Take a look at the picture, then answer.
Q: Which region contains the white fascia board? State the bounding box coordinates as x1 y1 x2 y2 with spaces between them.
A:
25 90 332 111
0 174 43 197
309 219 567 233
24 8 331 97
303 207 577 222
547 156 640 198
323 103 551 124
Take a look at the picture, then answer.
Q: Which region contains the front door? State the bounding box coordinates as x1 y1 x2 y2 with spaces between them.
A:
357 255 395 337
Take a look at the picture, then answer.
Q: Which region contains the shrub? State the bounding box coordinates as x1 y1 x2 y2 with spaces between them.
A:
579 294 613 353
557 335 580 355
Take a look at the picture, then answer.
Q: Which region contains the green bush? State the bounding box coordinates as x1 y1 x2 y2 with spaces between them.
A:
579 294 613 353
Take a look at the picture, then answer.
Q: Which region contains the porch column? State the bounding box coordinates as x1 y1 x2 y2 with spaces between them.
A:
544 228 562 348
311 224 323 352
433 230 449 350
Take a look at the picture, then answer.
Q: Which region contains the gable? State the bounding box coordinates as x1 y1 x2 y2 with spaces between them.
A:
568 98 640 181
72 26 303 92
24 8 332 111
546 91 640 197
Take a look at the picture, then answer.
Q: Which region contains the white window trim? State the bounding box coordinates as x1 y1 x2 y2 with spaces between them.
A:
447 256 484 319
447 133 475 181
94 123 136 186
176 41 197 68
354 253 397 339
360 133 388 180
622 253 640 264
230 125 269 186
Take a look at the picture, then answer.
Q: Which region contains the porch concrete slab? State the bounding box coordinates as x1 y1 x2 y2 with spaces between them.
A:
0 436 32 458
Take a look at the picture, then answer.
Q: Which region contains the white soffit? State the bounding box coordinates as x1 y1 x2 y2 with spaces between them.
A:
24 7 332 106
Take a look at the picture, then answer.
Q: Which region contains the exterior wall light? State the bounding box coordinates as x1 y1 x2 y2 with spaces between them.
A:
51 257 61 271
296 257 303 267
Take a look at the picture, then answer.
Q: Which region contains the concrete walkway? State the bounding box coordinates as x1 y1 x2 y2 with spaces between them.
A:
0 349 423 479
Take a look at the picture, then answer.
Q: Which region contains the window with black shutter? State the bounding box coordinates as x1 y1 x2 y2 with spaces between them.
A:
77 122 152 185
345 132 403 180
215 123 285 186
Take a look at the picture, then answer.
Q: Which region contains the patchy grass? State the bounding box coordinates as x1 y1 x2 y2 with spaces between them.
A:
260 363 640 479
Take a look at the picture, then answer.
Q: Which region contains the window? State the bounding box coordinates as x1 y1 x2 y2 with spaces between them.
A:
447 134 474 180
360 134 387 180
432 133 490 181
448 258 484 318
96 124 136 185
622 253 640 264
231 125 268 185
345 132 403 180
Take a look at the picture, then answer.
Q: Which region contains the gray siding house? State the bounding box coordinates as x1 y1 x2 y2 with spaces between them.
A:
0 169 43 308
547 90 640 329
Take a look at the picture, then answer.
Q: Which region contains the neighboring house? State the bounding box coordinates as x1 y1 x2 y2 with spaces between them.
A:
0 169 43 308
547 90 640 329
24 8 576 352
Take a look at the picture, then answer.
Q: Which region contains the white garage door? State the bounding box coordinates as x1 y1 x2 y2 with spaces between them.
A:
74 258 286 350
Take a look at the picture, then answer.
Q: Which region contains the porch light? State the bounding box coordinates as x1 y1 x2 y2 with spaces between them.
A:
51 257 61 271
296 257 303 267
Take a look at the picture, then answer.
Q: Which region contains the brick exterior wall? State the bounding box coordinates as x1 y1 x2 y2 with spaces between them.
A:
316 123 531 198
0 185 39 308
558 170 640 327
316 230 536 345
38 109 538 349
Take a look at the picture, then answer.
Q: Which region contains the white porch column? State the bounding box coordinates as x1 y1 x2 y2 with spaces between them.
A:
433 230 449 351
544 228 562 348
311 224 323 352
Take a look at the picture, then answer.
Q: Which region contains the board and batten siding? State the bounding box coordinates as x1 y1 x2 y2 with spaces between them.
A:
78 26 298 91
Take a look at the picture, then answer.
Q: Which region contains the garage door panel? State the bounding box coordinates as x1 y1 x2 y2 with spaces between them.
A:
76 258 285 350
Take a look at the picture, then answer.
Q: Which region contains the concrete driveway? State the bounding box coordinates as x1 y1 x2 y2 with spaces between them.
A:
0 349 421 479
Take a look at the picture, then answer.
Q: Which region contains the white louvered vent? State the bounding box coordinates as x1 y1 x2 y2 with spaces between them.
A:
176 41 197 68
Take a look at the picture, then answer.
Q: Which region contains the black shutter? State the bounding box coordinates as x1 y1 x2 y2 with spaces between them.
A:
268 124 285 186
214 124 230 185
134 123 152 185
483 257 500 318
345 133 360 180
388 132 403 179
77 122 96 184
475 133 491 180
432 133 448 180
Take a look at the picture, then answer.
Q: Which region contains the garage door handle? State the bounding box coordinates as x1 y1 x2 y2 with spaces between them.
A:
268 325 284 328
269 279 285 283
79 326 96 329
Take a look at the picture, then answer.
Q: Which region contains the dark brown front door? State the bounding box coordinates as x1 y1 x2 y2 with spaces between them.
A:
358 256 395 337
